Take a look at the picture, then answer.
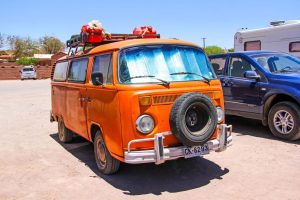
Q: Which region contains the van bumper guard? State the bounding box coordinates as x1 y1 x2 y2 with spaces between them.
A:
124 124 233 164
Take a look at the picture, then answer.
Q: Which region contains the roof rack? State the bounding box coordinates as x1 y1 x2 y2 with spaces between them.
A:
66 27 160 57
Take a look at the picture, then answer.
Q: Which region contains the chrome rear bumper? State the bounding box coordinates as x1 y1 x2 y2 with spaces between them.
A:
124 124 232 164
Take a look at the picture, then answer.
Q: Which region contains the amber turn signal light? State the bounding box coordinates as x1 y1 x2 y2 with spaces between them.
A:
139 96 152 106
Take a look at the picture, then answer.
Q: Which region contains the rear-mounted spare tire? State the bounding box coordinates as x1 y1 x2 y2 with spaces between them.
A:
169 92 218 147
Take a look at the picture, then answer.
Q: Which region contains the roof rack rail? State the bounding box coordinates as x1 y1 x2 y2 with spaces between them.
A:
66 23 160 57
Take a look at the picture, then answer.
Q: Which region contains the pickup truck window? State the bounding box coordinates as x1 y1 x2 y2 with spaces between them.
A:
68 59 88 83
229 57 255 77
252 54 300 73
53 62 68 82
92 54 112 84
210 57 226 76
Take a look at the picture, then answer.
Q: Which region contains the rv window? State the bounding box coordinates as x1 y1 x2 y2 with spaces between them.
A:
209 57 226 76
68 59 88 83
92 54 113 84
289 42 300 52
244 41 261 51
53 62 68 81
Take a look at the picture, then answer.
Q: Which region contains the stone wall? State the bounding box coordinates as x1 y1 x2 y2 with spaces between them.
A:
0 63 52 80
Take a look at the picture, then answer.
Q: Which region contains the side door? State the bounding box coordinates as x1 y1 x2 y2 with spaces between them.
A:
86 53 123 156
222 55 262 117
64 58 89 139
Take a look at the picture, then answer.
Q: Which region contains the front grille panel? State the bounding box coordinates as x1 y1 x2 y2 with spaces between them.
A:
152 94 180 105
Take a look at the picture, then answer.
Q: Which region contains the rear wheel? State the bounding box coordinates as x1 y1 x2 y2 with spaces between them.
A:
57 119 73 143
268 101 300 140
94 131 120 174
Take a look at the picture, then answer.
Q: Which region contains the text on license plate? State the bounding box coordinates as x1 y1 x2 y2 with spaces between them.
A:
184 144 209 158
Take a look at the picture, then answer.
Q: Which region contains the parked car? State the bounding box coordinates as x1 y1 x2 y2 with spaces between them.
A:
234 20 300 58
50 30 233 174
209 51 300 141
20 65 37 80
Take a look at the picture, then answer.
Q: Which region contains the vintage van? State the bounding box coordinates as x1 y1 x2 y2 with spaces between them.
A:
50 37 233 174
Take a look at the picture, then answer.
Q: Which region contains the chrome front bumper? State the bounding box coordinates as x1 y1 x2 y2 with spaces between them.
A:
124 124 233 164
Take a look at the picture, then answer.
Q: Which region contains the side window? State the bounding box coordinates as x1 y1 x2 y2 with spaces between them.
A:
92 54 112 84
229 57 255 78
289 42 300 52
53 61 68 81
210 57 226 76
244 41 261 51
68 59 88 83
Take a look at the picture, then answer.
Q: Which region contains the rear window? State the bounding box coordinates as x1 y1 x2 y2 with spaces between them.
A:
68 59 88 83
210 57 226 76
53 62 68 81
23 68 34 72
244 41 261 51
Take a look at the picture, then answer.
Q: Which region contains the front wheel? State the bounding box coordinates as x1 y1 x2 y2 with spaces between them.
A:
268 101 300 140
94 131 120 174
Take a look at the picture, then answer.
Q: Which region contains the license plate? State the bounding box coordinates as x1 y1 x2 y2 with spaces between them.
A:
184 144 209 158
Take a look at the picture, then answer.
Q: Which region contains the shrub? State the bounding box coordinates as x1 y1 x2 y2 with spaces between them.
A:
16 57 39 66
204 46 225 55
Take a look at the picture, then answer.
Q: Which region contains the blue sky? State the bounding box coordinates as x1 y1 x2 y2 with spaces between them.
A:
0 0 299 49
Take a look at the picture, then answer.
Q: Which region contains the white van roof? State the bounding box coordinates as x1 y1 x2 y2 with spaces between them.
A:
236 20 300 35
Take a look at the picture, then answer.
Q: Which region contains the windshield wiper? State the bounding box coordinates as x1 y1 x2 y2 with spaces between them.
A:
123 75 170 86
170 71 211 84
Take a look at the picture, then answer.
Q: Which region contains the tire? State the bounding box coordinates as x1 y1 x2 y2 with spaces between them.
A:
57 118 73 143
94 131 120 174
268 101 300 141
169 92 218 146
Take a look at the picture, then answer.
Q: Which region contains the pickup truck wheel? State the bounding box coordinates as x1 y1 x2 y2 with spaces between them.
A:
94 131 120 174
57 119 73 143
268 101 300 140
169 92 218 147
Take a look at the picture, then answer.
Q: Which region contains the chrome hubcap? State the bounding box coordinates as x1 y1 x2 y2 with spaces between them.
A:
273 110 294 135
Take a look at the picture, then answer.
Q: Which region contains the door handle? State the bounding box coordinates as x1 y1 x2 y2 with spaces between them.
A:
223 79 232 86
79 97 92 102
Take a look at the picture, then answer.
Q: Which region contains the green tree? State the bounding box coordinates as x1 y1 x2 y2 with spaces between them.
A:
227 48 234 52
6 35 17 50
204 46 225 55
16 57 39 65
40 36 65 54
9 37 39 58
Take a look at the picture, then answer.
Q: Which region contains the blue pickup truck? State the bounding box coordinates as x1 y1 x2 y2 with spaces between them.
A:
209 51 300 141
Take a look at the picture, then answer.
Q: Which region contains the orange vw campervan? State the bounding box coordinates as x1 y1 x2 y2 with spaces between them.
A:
50 23 232 174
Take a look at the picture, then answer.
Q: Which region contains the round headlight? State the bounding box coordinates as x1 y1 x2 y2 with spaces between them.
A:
216 107 224 123
136 115 155 134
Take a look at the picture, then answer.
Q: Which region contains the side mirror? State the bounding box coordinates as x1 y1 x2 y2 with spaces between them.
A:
91 72 104 86
244 70 260 81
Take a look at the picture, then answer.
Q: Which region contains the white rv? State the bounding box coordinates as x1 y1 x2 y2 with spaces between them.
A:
234 20 300 58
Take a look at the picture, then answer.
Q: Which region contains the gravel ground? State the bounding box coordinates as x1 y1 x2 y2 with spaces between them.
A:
0 79 299 200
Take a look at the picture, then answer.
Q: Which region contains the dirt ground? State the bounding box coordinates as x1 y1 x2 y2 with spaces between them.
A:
0 79 299 200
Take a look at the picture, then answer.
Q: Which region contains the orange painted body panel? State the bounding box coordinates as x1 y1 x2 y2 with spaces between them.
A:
51 38 225 162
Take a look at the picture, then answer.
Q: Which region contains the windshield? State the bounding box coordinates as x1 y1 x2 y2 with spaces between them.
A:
118 45 215 84
251 53 300 73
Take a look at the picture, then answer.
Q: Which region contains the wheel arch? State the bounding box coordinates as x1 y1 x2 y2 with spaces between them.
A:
263 93 299 126
90 122 103 142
